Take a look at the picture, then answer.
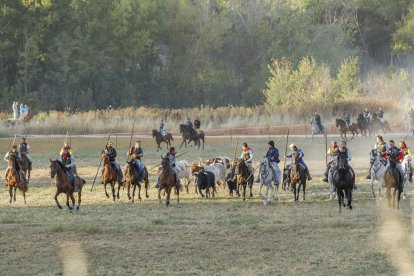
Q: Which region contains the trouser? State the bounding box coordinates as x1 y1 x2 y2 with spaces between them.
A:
270 162 280 184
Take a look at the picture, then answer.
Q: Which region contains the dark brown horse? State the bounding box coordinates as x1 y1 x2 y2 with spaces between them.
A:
152 130 173 152
50 159 85 211
158 156 179 206
289 152 307 202
102 153 123 202
179 124 205 150
6 155 26 204
332 151 354 213
20 153 31 185
124 160 149 203
336 119 358 141
384 156 403 209
235 160 253 201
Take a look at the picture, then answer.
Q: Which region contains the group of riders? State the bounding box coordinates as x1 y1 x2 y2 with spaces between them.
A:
312 107 386 133
159 117 201 141
4 111 412 195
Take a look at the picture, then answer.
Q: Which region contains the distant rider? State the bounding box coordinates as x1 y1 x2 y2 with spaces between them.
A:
59 146 79 192
285 144 312 183
127 140 144 181
18 137 32 170
155 147 182 190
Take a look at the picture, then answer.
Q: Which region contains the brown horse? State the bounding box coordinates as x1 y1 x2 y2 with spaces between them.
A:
289 152 307 201
6 155 27 204
158 156 179 206
102 153 123 202
20 153 31 185
179 124 205 150
124 160 149 203
235 160 253 201
336 119 358 141
50 159 85 211
384 156 403 209
152 129 173 152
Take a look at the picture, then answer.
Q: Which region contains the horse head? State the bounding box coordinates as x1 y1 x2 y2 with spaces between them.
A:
50 159 60 179
179 124 185 134
370 149 378 163
336 119 340 127
336 151 348 171
161 156 171 173
101 151 110 165
152 129 157 138
388 155 397 170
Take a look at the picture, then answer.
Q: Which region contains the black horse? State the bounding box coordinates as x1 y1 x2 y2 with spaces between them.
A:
179 124 205 150
357 114 370 137
332 151 354 213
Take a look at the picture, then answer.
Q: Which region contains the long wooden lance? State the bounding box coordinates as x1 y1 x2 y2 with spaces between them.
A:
283 127 290 170
232 140 239 170
90 127 113 192
64 131 69 145
12 134 16 146
126 117 136 161
148 152 188 171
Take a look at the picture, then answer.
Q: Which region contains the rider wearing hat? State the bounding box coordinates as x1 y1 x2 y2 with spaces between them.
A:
102 141 123 184
286 144 312 182
258 140 280 185
4 145 27 188
366 135 387 179
240 142 254 175
155 147 182 189
400 141 413 182
160 120 168 141
59 146 79 192
127 140 144 181
323 141 339 182
18 137 32 170
386 140 405 184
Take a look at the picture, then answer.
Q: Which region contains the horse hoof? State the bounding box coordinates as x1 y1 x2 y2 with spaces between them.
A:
146 195 149 198
243 198 246 201
403 195 407 200
105 194 110 198
348 205 353 210
76 206 80 211
139 197 142 201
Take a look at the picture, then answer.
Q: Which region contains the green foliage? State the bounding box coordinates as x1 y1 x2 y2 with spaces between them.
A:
0 0 413 111
264 56 363 111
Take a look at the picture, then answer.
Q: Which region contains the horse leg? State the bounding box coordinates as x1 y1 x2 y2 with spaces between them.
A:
243 184 246 201
13 186 17 202
337 189 342 214
77 190 81 211
303 182 306 201
8 186 12 204
347 188 353 210
145 175 149 198
166 187 171 206
293 184 297 202
176 186 179 204
104 183 109 198
132 185 136 203
158 186 162 204
258 182 263 200
370 177 376 198
127 184 131 200
392 188 397 208
54 191 63 209
21 186 26 205
66 194 73 210
397 187 402 210
112 183 116 203
117 182 121 199
386 187 391 207
249 180 253 198
70 193 75 209
138 184 142 201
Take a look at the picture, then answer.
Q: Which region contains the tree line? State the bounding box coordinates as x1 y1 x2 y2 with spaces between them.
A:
1 0 414 112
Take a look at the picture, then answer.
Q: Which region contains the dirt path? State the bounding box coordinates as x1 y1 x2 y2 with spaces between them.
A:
60 241 89 276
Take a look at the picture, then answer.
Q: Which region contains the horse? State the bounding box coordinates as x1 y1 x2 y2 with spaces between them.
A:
332 151 354 213
179 124 204 150
370 114 391 135
258 158 275 205
282 166 290 192
19 153 31 185
289 152 307 201
124 160 149 203
50 159 85 211
6 155 27 205
402 155 412 200
152 129 173 152
369 149 388 198
357 114 370 137
384 155 403 209
101 152 123 202
335 119 358 141
235 160 253 201
158 156 179 206
310 118 327 139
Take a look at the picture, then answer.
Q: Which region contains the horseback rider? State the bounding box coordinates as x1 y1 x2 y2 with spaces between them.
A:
59 146 79 192
155 147 182 190
366 135 388 179
337 141 356 189
323 141 339 182
101 141 123 183
194 118 201 134
186 117 193 129
4 145 27 189
313 112 323 132
264 140 280 185
127 140 144 181
60 142 73 156
285 144 312 182
344 112 351 127
240 142 254 175
400 141 413 182
377 107 385 123
385 140 405 184
363 108 372 122
160 120 168 141
18 137 32 170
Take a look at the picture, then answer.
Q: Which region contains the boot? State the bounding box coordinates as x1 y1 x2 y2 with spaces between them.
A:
305 168 312 181
322 168 329 183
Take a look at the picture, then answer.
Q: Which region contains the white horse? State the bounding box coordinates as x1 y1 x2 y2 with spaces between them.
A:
369 149 387 198
402 155 412 199
310 118 327 139
327 160 337 200
258 158 275 205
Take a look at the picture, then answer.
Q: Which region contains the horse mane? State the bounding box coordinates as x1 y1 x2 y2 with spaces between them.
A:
54 159 66 170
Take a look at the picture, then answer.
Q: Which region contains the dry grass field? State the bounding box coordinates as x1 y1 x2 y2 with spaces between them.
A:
0 134 414 275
